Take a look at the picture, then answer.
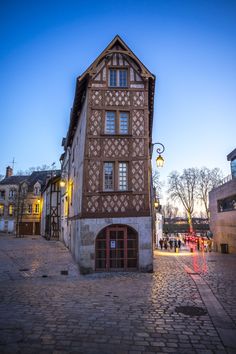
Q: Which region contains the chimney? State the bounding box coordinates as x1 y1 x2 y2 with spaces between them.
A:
6 166 13 178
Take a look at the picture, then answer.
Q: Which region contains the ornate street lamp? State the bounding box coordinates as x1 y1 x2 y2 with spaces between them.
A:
154 196 159 209
152 142 165 168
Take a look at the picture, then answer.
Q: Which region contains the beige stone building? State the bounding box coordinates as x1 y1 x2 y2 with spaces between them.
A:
61 35 156 273
209 148 236 253
0 167 52 235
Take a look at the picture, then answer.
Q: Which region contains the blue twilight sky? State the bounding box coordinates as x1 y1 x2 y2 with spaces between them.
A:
0 0 235 191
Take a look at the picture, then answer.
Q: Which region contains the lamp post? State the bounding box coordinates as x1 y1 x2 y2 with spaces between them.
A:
152 142 165 168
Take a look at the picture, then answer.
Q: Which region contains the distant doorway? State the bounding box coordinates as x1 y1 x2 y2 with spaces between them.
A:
19 222 33 235
95 225 138 271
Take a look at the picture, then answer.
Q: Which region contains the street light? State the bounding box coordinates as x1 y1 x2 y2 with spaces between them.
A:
60 179 66 188
154 196 159 209
152 142 165 168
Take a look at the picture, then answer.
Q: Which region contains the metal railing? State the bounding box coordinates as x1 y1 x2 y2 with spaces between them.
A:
211 174 233 191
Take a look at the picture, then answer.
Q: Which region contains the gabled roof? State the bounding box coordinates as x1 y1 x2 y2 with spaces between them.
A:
79 35 155 81
0 175 28 186
0 170 61 192
65 35 155 147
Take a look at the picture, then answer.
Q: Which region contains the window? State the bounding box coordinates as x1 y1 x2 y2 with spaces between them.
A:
119 70 128 87
104 163 114 191
109 69 128 87
109 69 117 87
218 195 236 212
21 186 27 196
0 204 4 216
231 159 236 178
103 162 128 192
35 204 40 214
105 111 129 135
0 191 5 200
105 112 116 134
9 190 15 198
119 163 128 191
27 204 32 214
34 186 40 195
8 204 13 216
119 112 129 134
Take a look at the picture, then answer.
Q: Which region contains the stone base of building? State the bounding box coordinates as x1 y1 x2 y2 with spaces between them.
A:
67 216 153 274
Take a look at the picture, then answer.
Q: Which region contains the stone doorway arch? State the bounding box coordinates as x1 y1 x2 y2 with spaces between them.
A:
95 224 138 271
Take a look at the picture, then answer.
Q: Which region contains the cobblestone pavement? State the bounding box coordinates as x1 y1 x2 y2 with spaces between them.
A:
0 234 236 354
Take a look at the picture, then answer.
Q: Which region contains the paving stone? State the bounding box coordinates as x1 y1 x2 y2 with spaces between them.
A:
0 234 236 353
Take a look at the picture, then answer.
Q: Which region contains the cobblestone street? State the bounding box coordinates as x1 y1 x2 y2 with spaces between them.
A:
0 234 236 354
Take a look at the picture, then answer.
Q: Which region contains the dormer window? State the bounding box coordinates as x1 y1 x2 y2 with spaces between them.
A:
34 186 40 195
21 186 27 196
109 69 128 87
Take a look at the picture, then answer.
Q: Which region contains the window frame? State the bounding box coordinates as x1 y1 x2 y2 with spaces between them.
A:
118 162 128 191
103 161 129 192
108 67 128 88
103 162 115 191
35 203 40 214
8 204 13 216
104 110 130 135
0 204 4 216
105 111 116 134
27 204 32 214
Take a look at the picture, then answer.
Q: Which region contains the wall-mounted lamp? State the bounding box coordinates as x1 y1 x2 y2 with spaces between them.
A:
60 179 66 188
152 142 165 168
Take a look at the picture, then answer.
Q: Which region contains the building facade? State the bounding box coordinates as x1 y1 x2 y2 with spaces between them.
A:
209 148 236 253
61 35 156 273
41 174 61 240
0 168 53 236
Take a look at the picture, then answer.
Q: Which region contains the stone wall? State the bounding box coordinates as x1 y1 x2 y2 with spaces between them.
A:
209 178 236 253
70 216 153 274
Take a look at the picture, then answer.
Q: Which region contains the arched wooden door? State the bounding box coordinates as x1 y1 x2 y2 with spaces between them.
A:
95 225 138 271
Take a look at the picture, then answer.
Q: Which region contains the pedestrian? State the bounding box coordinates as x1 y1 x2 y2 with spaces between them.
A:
178 239 181 249
169 239 173 250
197 238 200 251
164 239 168 250
207 239 212 252
159 238 163 250
174 239 178 252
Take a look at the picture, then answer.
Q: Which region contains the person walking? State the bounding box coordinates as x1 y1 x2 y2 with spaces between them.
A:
178 239 181 249
159 238 164 250
164 239 168 250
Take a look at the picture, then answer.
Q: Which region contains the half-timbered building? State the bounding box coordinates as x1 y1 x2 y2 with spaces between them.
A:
61 35 155 273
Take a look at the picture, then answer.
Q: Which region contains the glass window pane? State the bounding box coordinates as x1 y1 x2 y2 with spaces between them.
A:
119 162 128 191
109 69 117 87
105 111 115 134
119 70 127 87
104 162 114 191
119 112 129 134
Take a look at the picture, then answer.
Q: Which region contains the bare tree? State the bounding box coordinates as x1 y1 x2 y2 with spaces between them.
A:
16 164 52 175
162 202 179 220
168 168 199 233
198 167 222 219
152 170 163 196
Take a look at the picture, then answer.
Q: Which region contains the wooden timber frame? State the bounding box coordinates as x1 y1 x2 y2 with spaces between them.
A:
65 35 155 220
